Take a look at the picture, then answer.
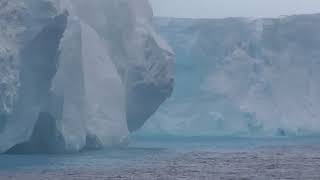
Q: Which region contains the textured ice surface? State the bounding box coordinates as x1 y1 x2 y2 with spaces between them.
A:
141 14 320 137
0 0 173 153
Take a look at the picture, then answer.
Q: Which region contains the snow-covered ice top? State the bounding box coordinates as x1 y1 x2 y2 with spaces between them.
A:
0 0 174 153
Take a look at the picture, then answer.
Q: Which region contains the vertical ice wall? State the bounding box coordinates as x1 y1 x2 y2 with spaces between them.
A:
0 0 24 133
141 15 320 137
66 0 174 132
0 0 174 153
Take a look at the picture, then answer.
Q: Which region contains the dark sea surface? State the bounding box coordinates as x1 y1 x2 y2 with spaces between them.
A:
1 136 320 179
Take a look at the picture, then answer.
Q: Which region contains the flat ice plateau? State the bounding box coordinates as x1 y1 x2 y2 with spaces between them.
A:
0 137 320 180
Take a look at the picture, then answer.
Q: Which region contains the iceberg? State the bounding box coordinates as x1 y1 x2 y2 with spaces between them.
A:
0 0 174 153
141 15 320 137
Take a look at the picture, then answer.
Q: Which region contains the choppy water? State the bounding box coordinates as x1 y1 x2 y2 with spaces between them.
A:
1 136 320 179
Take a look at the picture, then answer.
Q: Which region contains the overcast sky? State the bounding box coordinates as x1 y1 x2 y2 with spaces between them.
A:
150 0 320 18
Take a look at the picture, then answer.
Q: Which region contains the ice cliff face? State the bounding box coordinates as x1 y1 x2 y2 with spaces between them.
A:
0 0 174 153
141 14 320 137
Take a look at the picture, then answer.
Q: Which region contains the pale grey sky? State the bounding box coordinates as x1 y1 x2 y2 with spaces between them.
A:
150 0 320 18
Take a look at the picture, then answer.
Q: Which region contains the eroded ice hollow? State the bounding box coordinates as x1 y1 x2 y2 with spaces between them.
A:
0 0 174 153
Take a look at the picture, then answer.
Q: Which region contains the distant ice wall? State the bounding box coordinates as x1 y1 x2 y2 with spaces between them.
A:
141 15 320 137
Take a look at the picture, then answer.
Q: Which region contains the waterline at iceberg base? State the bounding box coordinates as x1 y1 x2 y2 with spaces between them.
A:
1 137 320 179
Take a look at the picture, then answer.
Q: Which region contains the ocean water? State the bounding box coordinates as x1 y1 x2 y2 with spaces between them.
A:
1 136 320 179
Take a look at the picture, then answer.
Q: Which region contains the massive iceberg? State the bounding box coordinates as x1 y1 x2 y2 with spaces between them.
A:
0 0 174 153
141 14 320 137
